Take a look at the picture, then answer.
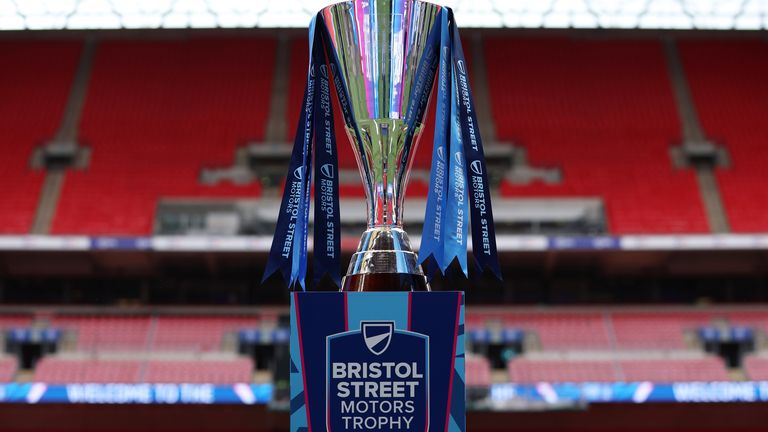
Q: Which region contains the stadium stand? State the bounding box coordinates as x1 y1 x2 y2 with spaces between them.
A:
52 38 273 234
0 41 81 233
1 36 763 236
485 37 708 234
680 39 768 232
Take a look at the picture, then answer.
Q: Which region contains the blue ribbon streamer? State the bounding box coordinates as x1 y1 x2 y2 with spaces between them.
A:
444 64 469 274
312 33 342 288
418 8 451 275
262 69 314 287
448 9 502 279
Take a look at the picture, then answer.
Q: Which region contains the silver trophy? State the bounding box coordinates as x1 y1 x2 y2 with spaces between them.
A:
319 0 443 291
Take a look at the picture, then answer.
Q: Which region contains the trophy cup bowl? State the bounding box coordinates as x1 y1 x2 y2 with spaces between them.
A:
319 0 443 291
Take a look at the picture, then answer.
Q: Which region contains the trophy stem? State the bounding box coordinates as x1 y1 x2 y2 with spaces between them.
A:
340 120 430 292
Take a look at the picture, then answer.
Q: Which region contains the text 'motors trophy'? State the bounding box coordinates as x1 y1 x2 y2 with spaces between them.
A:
321 0 441 291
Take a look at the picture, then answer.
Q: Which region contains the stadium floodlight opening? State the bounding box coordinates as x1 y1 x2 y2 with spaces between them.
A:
0 0 766 31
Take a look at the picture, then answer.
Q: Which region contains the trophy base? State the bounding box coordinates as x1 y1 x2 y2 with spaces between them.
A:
341 272 429 292
342 227 430 292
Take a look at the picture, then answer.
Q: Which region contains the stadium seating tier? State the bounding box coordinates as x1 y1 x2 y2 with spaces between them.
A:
486 37 708 234
53 38 273 234
680 39 768 232
0 41 81 233
33 358 253 384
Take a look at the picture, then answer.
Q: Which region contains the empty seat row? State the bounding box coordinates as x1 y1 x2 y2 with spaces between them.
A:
33 358 253 384
51 315 259 351
469 310 766 350
507 357 729 383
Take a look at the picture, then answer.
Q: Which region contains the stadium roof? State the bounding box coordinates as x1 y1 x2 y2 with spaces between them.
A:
0 0 767 31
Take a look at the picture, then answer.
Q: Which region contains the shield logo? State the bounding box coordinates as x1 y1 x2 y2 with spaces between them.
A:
326 321 430 432
362 321 393 355
470 160 483 176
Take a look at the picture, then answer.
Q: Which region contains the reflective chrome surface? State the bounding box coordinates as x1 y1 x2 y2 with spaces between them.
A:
319 0 441 284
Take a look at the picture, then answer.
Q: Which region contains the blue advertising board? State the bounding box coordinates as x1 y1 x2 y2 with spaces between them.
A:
490 381 768 404
0 383 272 404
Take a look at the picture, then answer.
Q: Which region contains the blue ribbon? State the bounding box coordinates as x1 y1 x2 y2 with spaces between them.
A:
419 8 501 280
262 67 313 287
264 16 341 290
444 64 469 274
312 32 342 288
418 9 451 277
448 9 501 279
264 15 368 290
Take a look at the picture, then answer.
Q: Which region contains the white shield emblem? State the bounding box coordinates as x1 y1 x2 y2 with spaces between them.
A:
362 321 393 355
